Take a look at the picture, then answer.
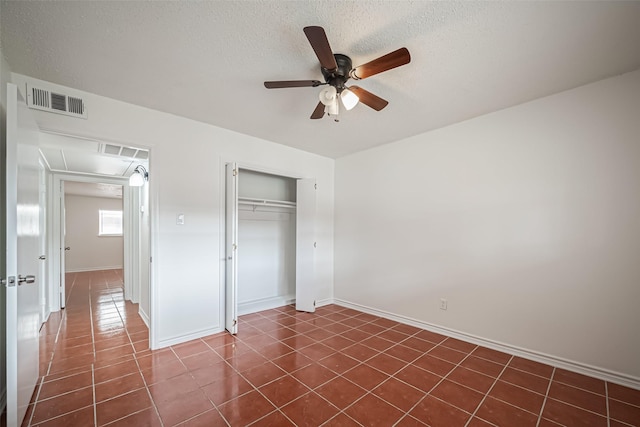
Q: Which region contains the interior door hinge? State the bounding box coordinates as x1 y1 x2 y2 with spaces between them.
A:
313 242 317 248
233 243 237 251
233 169 238 176
314 183 317 190
233 319 237 326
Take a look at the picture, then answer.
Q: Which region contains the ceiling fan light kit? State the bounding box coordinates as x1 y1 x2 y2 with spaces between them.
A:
264 26 410 121
340 88 359 111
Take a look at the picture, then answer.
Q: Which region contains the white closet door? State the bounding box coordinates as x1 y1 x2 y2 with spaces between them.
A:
295 178 317 312
225 163 239 333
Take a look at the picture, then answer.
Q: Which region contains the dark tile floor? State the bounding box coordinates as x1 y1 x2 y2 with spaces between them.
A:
16 269 640 426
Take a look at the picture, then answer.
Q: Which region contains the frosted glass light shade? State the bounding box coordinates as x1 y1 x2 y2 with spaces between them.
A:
129 165 148 187
340 89 359 110
324 98 339 116
129 172 145 187
319 86 337 105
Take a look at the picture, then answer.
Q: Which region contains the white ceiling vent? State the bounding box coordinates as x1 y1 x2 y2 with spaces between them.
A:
26 83 88 119
100 143 148 160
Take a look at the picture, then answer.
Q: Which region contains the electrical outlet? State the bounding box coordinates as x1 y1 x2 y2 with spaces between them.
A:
440 298 448 310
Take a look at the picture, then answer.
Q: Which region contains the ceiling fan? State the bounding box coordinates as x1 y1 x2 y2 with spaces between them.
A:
264 26 411 121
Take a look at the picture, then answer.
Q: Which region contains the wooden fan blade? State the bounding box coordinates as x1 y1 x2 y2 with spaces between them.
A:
310 101 325 119
264 80 322 89
351 47 411 80
348 86 389 111
303 26 338 71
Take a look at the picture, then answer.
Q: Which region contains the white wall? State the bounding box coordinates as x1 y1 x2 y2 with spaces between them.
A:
335 70 640 383
64 194 124 272
11 73 335 349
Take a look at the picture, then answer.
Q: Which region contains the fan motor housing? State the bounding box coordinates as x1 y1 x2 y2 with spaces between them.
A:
321 54 352 89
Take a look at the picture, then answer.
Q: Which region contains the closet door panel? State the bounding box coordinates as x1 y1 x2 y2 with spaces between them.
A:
295 178 317 312
225 163 239 334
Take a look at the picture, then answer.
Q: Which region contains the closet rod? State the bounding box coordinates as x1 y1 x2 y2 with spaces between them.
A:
238 201 296 209
238 197 296 209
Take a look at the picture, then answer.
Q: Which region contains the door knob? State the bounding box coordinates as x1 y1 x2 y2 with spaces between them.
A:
18 275 36 285
39 255 46 260
64 247 70 251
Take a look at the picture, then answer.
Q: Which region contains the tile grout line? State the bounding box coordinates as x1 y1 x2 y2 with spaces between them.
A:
535 366 555 427
91 366 97 427
228 314 384 426
383 343 482 426
89 274 100 427
100 407 160 427
462 354 514 427
25 377 44 427
224 347 314 426
115 286 165 426
28 272 77 426
406 345 481 426
605 380 611 427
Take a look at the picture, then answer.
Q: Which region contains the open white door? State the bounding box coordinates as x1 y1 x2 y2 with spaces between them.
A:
4 83 41 426
295 178 317 312
59 180 66 308
225 163 238 334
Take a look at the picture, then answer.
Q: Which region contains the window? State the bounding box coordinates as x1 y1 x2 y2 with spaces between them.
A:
99 210 123 236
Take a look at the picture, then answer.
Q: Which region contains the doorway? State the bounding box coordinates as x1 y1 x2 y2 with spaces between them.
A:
37 131 153 353
50 173 151 326
60 181 124 302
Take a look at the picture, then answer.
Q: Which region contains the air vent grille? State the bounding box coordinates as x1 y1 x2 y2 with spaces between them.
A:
51 93 66 111
32 88 50 108
26 83 87 119
99 143 149 160
104 144 122 155
134 151 149 160
68 97 85 115
120 147 137 158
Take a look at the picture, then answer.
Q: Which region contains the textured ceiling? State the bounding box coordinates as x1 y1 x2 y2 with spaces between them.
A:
2 1 640 158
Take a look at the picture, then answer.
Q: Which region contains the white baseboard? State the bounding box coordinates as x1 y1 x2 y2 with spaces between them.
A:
238 295 295 316
155 326 221 350
138 307 150 328
65 266 123 273
316 298 334 308
333 298 640 391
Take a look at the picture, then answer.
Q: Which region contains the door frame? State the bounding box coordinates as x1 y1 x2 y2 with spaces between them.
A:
219 159 316 332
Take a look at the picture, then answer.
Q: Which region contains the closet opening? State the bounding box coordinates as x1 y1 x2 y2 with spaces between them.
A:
225 164 316 334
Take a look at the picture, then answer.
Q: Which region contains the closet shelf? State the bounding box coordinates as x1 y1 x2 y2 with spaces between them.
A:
238 197 297 209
